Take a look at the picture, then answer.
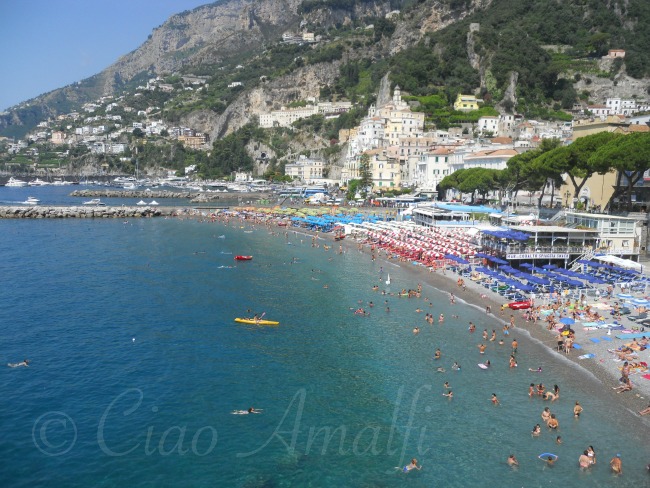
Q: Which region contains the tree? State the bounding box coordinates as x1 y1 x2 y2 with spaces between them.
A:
132 128 145 138
589 133 650 210
358 153 372 196
543 132 620 199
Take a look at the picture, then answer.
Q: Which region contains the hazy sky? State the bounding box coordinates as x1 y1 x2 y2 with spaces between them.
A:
0 0 212 111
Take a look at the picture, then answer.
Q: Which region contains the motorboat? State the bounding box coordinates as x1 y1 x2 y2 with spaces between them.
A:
5 177 28 187
28 178 49 186
234 255 253 261
136 200 147 206
82 198 106 206
149 200 159 206
22 196 40 205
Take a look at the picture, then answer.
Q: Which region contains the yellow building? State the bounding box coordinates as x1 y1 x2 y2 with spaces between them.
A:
453 94 480 112
560 117 643 210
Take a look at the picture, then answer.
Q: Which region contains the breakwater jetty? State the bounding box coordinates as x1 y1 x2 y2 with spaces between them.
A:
0 205 183 219
70 189 193 199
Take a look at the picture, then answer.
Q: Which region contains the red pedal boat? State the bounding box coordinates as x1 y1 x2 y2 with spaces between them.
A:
234 255 253 261
506 300 532 310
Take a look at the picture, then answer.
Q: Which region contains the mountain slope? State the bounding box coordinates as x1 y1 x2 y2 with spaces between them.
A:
1 0 649 140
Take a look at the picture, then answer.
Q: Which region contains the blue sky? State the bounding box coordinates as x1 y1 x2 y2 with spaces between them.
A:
0 0 212 111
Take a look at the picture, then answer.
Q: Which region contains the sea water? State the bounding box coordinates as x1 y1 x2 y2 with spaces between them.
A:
0 218 648 487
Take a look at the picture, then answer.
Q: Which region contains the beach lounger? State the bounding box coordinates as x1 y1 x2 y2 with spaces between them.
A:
601 336 612 341
590 338 601 343
615 333 649 340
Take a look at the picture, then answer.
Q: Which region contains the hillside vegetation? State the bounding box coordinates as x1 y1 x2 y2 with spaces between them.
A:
1 0 649 176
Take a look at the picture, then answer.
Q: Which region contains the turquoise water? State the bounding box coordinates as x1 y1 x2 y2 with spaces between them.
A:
0 218 648 487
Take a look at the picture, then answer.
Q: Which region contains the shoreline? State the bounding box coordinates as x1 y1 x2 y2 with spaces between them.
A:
349 229 650 416
220 207 650 423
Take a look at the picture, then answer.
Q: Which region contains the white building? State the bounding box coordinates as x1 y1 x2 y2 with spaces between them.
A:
284 155 325 183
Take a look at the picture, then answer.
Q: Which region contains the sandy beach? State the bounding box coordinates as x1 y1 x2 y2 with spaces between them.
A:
219 206 650 423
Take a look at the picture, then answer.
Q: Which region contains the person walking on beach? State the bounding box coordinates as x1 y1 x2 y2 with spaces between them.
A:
511 339 518 354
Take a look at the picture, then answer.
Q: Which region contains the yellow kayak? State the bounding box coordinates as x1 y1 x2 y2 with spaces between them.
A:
235 318 280 325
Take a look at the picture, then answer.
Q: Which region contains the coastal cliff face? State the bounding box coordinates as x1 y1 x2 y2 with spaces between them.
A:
100 0 304 94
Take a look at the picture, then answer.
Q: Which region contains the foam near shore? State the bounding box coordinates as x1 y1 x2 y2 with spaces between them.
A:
221 206 650 422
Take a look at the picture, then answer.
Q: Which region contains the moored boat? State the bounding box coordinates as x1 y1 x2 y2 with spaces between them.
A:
5 177 28 187
505 300 532 310
234 255 253 261
82 198 106 206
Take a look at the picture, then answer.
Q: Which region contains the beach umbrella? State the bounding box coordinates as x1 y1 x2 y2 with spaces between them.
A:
542 264 558 270
519 263 533 268
487 256 508 265
559 317 575 325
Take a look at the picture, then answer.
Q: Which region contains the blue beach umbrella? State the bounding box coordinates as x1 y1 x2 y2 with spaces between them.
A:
542 264 558 270
559 317 575 325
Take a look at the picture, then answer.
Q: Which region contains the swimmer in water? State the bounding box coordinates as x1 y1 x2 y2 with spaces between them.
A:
436 367 446 373
232 407 262 415
434 349 441 360
491 393 500 405
402 458 421 472
7 359 29 368
529 366 542 372
452 362 461 371
507 454 518 467
532 424 541 436
443 390 453 399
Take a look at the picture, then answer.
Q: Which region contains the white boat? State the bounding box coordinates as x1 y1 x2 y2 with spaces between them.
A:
28 178 49 186
83 198 105 206
149 200 159 206
386 273 391 285
5 177 28 187
22 196 40 205
136 200 147 206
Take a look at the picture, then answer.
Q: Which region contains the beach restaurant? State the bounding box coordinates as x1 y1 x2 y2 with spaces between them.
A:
481 225 599 268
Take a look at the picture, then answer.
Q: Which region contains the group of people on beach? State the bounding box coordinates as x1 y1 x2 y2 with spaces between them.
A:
215 209 649 476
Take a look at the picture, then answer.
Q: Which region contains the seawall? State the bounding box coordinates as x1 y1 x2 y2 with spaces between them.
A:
0 205 183 219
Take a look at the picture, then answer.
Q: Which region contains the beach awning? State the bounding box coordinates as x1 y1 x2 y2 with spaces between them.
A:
487 256 508 265
474 252 493 259
593 255 643 272
445 254 469 265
